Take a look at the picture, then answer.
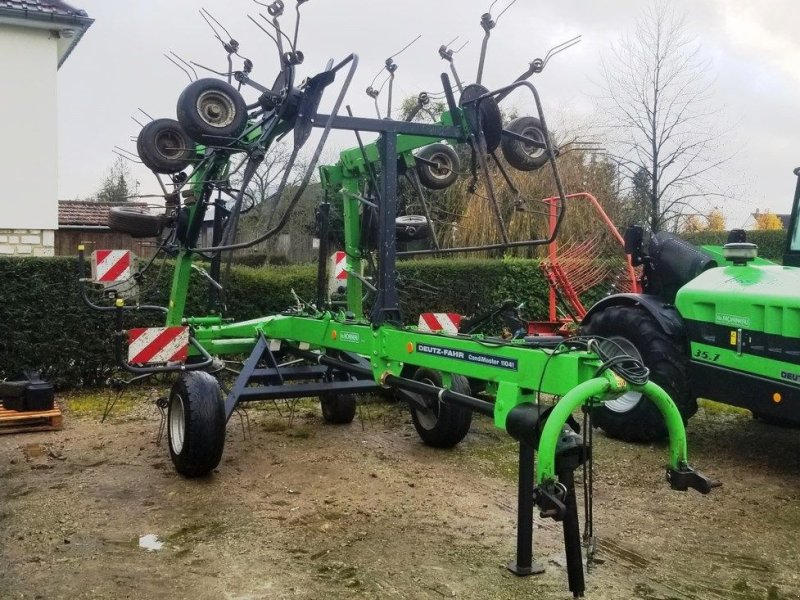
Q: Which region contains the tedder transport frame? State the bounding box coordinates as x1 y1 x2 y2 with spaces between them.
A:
79 2 715 596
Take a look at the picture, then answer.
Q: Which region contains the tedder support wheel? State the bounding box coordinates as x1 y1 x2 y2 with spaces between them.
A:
415 143 460 190
319 393 357 424
177 78 248 146
167 372 226 477
581 305 697 443
108 206 165 238
501 116 550 172
408 368 473 448
136 118 195 174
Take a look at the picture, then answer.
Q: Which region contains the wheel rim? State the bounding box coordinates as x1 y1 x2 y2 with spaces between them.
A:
155 129 184 160
520 126 546 159
196 90 236 129
597 336 644 413
414 378 439 430
169 392 186 454
425 152 454 181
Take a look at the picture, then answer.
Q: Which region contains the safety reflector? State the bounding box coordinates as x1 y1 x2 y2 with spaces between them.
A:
418 313 462 334
127 327 189 365
91 250 134 284
333 251 348 280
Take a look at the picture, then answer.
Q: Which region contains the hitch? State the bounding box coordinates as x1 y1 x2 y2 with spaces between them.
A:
667 465 721 494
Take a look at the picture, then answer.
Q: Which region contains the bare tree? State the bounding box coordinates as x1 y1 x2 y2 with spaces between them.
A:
598 2 731 232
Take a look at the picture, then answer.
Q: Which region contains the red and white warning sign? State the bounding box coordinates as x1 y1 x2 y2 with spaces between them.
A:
418 313 462 334
127 327 189 365
328 251 349 297
333 251 348 281
91 250 133 284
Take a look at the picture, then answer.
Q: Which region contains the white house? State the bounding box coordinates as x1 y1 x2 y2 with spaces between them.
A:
0 0 92 256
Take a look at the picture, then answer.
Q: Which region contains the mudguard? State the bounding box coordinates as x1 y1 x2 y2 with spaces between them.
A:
582 293 685 340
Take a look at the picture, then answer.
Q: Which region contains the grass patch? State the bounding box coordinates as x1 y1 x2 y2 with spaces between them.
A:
698 398 750 417
61 388 144 418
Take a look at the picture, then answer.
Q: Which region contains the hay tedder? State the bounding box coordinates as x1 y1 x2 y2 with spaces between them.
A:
78 1 715 595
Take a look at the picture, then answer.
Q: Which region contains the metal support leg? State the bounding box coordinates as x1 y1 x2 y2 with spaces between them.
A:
507 442 546 576
559 467 585 598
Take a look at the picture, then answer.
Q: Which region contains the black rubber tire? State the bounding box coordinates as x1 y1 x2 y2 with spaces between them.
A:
167 372 226 478
136 118 195 174
396 215 431 242
319 393 357 424
459 84 503 152
581 305 696 443
408 368 473 448
176 78 248 146
108 206 165 238
415 143 460 190
501 116 550 172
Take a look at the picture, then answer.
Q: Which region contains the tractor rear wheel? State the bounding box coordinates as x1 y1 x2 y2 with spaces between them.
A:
408 368 473 448
167 372 226 477
581 305 696 442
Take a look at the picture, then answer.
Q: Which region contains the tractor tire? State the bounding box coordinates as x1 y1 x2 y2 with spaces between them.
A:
319 393 357 424
581 305 696 443
177 78 248 146
408 368 473 448
501 116 550 172
136 118 195 174
108 206 165 238
415 143 460 190
167 372 226 478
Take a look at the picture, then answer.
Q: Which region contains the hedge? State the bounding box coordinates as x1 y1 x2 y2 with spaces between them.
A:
682 230 787 262
2 255 618 390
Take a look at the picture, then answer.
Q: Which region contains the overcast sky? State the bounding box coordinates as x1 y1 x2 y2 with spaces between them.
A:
57 0 800 228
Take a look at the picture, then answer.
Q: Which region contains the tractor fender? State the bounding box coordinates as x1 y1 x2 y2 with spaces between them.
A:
581 294 686 340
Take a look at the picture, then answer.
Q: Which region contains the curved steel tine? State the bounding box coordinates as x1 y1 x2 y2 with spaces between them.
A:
191 61 234 77
247 14 282 60
258 12 295 54
495 0 518 22
169 52 198 81
165 53 193 82
131 115 145 128
542 35 582 68
201 8 233 41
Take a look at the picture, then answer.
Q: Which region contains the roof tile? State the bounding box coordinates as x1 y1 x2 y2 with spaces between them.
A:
0 0 87 17
58 200 150 227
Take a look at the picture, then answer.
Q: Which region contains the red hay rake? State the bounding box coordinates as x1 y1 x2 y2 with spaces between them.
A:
531 193 640 334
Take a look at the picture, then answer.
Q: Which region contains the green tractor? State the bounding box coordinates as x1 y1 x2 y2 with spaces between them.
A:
582 168 800 442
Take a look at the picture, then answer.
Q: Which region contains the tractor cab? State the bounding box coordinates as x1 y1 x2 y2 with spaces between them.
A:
783 167 800 266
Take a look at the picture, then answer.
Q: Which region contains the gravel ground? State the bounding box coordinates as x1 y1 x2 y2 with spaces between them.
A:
0 391 799 600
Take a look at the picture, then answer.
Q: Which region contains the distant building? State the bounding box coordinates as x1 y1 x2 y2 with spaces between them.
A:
0 1 93 256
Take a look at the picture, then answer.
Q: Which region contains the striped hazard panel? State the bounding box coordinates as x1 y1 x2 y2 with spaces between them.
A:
127 327 189 365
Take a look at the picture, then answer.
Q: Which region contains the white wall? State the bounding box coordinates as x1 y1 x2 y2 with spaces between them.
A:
0 25 58 230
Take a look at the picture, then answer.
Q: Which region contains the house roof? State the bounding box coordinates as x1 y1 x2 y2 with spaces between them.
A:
58 200 148 228
0 0 86 17
0 0 93 67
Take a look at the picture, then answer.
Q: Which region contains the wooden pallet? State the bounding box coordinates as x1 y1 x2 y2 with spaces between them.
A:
0 403 63 435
